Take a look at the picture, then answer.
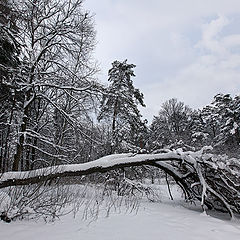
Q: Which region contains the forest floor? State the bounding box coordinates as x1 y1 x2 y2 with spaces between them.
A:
1 184 240 240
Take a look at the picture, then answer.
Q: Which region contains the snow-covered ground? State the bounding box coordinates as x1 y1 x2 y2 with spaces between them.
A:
1 185 240 240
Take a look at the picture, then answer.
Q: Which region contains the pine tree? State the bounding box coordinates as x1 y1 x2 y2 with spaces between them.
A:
98 60 146 153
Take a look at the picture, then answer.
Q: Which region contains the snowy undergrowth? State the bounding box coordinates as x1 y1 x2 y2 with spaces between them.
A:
1 176 236 225
0 177 183 223
1 183 240 240
0 184 75 221
0 183 143 222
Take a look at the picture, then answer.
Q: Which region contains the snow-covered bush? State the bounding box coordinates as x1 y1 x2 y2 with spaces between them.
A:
0 184 75 222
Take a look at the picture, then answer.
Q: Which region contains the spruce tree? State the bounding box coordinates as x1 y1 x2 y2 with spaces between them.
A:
212 94 240 153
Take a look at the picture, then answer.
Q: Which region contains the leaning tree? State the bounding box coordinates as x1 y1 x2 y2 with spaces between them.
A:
1 147 240 220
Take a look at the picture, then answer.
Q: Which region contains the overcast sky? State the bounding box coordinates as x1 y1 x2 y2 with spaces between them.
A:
85 0 240 121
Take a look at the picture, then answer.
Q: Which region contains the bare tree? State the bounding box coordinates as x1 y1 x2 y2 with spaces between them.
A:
0 0 99 171
0 0 21 172
150 98 193 149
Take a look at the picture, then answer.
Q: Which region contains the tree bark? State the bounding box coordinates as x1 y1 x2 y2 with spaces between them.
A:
1 153 183 189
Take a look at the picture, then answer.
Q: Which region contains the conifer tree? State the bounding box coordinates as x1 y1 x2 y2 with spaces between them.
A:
98 60 146 153
211 94 240 153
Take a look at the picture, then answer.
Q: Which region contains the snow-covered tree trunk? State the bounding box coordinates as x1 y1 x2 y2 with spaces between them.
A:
1 148 240 219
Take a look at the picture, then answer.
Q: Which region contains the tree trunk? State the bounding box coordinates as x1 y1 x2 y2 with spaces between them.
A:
12 115 27 171
111 97 118 154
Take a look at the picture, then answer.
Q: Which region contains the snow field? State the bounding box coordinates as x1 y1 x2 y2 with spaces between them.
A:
1 184 240 240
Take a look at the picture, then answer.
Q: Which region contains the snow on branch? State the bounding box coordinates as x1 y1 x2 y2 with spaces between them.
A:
0 152 182 189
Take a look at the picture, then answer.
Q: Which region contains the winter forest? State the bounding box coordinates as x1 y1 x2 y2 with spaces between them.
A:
1 0 240 239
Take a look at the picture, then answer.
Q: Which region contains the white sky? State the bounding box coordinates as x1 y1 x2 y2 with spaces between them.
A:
85 0 240 121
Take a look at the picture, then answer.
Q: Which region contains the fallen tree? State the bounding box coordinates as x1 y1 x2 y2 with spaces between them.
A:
1 147 240 219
